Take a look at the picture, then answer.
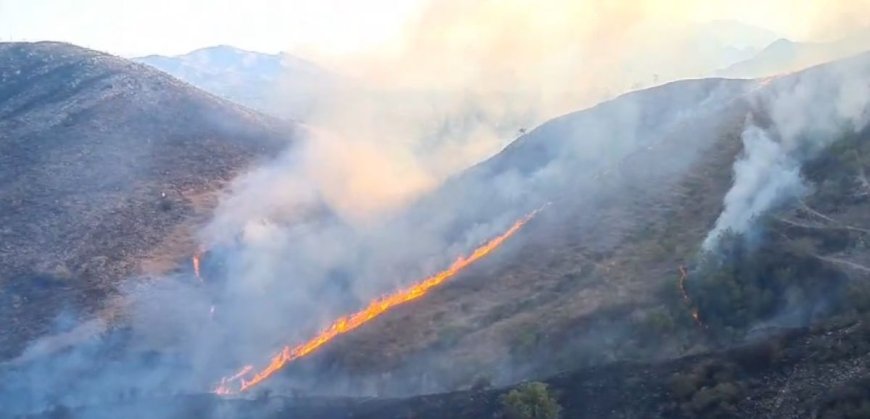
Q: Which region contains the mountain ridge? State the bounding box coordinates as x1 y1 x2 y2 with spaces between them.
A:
717 29 870 78
136 45 334 119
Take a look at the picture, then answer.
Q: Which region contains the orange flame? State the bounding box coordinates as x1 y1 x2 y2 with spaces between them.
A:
219 365 253 388
192 250 203 283
678 265 690 304
678 265 704 328
214 208 543 395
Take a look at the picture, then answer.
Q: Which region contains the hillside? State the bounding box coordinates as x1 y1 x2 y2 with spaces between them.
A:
274 76 755 391
22 51 870 419
246 52 870 400
0 42 294 360
136 46 333 120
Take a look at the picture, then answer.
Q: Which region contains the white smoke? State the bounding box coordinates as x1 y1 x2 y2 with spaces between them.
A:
703 53 870 250
702 123 807 249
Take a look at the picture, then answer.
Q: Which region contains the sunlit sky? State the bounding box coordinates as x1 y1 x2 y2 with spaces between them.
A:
0 0 427 56
0 0 866 57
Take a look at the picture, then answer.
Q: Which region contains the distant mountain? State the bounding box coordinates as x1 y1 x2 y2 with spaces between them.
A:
687 20 781 68
693 20 781 50
718 29 870 78
0 42 295 359
602 20 779 92
136 45 333 119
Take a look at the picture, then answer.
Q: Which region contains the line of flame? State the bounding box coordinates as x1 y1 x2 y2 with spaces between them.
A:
192 252 203 283
214 208 543 395
678 265 704 328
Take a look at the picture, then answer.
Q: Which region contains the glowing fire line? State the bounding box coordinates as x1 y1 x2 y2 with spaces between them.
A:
214 208 542 395
678 265 704 328
192 250 203 283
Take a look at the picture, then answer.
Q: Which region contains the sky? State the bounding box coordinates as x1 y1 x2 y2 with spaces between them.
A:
0 0 426 56
1 0 868 58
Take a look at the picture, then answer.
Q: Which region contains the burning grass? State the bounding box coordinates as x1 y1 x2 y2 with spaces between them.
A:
214 207 544 395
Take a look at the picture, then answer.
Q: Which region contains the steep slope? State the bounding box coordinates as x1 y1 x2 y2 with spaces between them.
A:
136 45 333 120
290 76 755 392
0 42 295 359
252 53 870 396
717 30 870 78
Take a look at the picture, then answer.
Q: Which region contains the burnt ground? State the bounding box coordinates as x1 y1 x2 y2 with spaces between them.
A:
0 42 295 359
316 318 870 419
30 316 870 418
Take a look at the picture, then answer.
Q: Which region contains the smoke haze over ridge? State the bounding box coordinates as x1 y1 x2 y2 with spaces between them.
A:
3 2 870 416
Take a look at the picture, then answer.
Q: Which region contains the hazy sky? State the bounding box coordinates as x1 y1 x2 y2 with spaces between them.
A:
0 0 426 56
0 0 867 57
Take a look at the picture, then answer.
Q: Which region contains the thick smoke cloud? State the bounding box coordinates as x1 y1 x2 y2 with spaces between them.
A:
702 123 807 248
293 0 870 223
704 54 870 249
296 0 782 222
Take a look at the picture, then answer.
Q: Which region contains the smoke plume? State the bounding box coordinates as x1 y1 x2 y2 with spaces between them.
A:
285 0 870 224
292 0 790 222
704 54 870 249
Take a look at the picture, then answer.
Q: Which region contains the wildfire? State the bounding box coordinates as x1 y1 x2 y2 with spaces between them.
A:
192 249 203 282
214 208 543 395
678 265 704 328
219 365 254 387
677 265 690 304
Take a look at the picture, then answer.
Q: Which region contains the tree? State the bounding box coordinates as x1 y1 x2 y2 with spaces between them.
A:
501 382 562 419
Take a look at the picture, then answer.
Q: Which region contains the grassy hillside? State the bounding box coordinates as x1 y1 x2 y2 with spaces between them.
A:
247 55 870 401
0 42 294 359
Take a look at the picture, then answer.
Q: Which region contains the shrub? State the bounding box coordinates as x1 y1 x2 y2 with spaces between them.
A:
669 372 702 400
817 378 870 419
685 382 740 415
668 360 743 417
501 382 562 419
690 229 840 332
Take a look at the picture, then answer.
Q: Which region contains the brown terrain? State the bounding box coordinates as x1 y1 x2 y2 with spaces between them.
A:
231 53 870 417
0 42 295 360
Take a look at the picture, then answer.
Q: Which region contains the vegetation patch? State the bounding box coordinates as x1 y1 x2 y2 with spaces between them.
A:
501 381 562 419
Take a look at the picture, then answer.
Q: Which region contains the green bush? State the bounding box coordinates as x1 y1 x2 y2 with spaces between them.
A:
690 229 839 332
685 382 740 415
501 382 562 419
668 360 743 417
